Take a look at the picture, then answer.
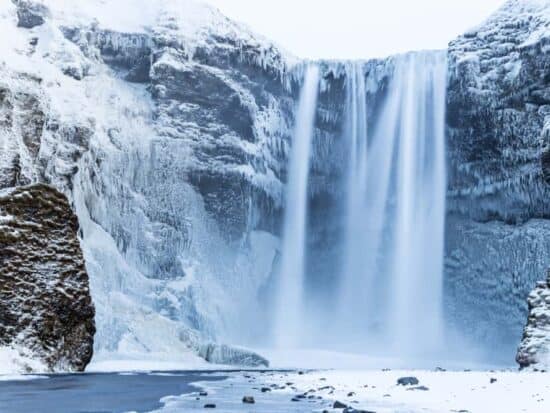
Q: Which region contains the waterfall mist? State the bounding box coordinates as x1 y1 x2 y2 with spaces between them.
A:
273 65 320 348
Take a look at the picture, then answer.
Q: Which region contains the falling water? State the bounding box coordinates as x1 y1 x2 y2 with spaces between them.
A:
337 62 370 326
273 65 320 348
337 51 448 358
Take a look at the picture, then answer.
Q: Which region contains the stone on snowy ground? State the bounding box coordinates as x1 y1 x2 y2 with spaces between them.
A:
0 184 95 372
333 400 348 408
517 269 550 371
242 396 255 404
397 376 419 386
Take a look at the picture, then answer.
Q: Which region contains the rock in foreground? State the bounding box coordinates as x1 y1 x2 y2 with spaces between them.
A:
517 269 550 371
0 184 95 373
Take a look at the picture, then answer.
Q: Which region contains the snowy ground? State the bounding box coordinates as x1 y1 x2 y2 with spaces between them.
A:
151 369 550 413
1 366 549 412
2 349 549 412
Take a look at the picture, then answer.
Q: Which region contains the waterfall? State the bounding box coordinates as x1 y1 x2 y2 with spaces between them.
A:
337 51 448 358
273 65 320 348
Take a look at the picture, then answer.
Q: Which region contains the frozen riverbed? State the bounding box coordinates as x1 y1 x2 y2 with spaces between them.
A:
1 368 549 412
0 371 226 413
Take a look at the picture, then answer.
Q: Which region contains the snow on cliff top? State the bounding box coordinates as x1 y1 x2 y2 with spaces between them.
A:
464 0 550 46
45 0 239 35
41 0 296 63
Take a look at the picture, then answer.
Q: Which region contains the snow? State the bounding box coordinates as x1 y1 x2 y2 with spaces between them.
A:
140 368 550 413
41 0 297 70
264 369 550 413
86 356 214 374
0 346 48 375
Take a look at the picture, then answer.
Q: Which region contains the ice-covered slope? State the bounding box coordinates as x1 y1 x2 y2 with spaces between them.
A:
0 0 295 367
444 0 550 361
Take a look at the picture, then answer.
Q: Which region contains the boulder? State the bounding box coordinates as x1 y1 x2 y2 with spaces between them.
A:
0 184 95 372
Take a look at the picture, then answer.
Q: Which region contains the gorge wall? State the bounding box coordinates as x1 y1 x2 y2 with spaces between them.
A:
445 0 550 361
0 0 548 370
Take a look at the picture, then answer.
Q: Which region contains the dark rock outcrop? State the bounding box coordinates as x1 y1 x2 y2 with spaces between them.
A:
397 377 419 386
0 184 95 372
444 0 550 359
13 0 48 29
516 269 550 370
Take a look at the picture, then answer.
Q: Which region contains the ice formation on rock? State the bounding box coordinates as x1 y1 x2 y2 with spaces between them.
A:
517 269 550 370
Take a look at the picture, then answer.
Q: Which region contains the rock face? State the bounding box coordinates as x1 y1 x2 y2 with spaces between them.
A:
517 269 550 370
0 0 292 364
0 184 95 372
0 0 549 368
444 0 550 360
13 0 48 29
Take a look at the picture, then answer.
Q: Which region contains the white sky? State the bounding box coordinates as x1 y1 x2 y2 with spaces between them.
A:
203 0 506 59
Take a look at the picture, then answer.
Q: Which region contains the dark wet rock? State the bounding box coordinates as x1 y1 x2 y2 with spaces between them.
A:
242 396 255 404
199 391 208 396
204 404 216 409
261 387 271 392
0 184 95 372
397 377 419 386
62 65 85 80
347 392 356 397
333 400 348 408
13 0 48 29
490 378 497 384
